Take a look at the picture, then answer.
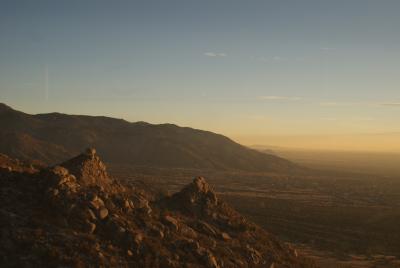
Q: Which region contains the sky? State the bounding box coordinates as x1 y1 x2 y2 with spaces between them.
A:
1 0 400 152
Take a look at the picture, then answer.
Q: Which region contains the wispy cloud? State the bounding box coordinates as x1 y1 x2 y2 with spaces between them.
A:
253 56 288 63
320 101 400 108
354 117 375 121
259 96 302 101
320 117 339 121
320 47 337 51
242 114 270 121
380 102 400 107
320 117 375 122
319 102 362 107
203 52 227 57
272 56 284 62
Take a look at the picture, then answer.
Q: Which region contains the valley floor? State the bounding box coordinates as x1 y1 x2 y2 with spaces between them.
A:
297 244 400 268
109 164 400 268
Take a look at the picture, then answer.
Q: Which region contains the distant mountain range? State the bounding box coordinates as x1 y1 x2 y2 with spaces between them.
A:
0 103 300 172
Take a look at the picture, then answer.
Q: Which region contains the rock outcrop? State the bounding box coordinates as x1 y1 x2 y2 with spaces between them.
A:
0 149 315 268
59 148 112 187
168 176 219 216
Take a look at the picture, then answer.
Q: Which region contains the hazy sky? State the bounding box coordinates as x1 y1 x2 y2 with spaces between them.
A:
1 1 400 151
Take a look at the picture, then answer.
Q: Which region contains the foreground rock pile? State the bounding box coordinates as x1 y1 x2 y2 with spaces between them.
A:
0 149 315 267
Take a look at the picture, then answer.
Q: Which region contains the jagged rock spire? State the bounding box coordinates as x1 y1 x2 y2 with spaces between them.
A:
60 148 111 187
170 177 218 215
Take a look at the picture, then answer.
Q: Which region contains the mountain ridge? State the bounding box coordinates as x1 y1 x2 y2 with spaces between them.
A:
0 103 301 173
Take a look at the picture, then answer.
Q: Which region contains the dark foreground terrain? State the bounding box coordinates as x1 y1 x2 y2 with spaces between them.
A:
0 149 314 267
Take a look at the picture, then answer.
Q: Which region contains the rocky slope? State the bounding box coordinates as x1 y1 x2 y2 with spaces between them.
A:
0 103 300 173
0 149 315 267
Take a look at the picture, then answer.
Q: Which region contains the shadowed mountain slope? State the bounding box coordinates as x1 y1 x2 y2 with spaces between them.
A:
0 104 300 173
0 150 315 267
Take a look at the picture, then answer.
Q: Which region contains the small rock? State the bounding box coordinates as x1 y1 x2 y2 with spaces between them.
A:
207 192 218 206
138 204 152 215
52 166 69 177
58 176 70 185
98 208 109 219
209 238 217 249
127 249 133 256
193 177 210 193
294 249 298 257
134 232 144 244
163 215 179 231
85 221 96 234
162 258 178 267
149 225 164 239
90 197 105 210
68 174 77 182
221 232 231 241
204 251 220 268
106 218 125 236
86 208 97 221
180 225 198 239
87 192 97 200
104 200 115 211
132 195 149 209
155 229 164 239
118 226 126 233
52 189 59 196
124 199 131 209
246 245 262 265
198 221 217 236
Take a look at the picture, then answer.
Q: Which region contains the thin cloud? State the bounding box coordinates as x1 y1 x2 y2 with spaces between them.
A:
319 102 362 107
259 96 302 101
243 114 270 121
203 52 227 57
320 101 400 107
321 117 374 122
380 102 400 107
320 117 338 121
272 56 285 62
353 117 375 121
320 47 337 51
254 56 287 62
253 56 268 62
